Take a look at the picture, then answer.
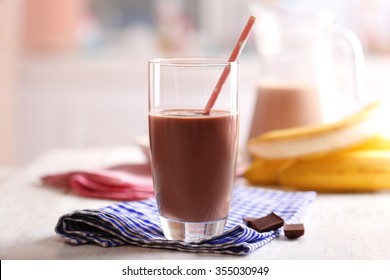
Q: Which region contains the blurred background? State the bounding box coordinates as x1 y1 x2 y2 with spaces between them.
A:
1 0 390 168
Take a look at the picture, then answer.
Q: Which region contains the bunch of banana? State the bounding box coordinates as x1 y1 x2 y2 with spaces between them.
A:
244 101 390 192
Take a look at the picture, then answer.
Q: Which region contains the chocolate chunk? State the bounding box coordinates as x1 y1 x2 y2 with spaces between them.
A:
242 217 257 227
246 212 284 233
284 223 305 239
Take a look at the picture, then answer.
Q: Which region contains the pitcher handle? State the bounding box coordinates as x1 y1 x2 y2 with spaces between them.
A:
332 28 366 103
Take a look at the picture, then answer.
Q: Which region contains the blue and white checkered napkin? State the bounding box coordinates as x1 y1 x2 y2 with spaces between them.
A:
55 186 316 255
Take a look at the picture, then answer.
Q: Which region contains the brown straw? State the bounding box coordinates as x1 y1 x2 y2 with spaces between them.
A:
203 15 256 114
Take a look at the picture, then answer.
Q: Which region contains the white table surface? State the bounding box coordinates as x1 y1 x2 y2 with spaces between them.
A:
0 167 16 183
1 146 390 260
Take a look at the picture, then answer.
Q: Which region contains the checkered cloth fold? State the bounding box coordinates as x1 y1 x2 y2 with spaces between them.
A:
55 186 315 255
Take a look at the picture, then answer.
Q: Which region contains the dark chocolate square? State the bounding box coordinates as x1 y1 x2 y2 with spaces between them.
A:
242 217 257 227
284 223 305 239
246 212 284 233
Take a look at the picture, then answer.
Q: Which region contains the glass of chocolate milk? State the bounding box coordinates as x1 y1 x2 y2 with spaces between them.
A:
148 58 239 242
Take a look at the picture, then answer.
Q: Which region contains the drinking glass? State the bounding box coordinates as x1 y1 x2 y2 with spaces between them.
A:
148 57 239 242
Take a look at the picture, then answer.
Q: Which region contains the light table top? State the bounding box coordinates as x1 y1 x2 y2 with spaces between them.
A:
1 147 389 259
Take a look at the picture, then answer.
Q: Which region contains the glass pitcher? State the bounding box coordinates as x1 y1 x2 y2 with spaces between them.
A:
249 3 365 139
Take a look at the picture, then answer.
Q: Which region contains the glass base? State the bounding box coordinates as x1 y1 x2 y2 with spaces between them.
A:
160 216 227 242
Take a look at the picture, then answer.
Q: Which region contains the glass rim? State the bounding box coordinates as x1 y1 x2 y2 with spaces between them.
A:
148 57 238 67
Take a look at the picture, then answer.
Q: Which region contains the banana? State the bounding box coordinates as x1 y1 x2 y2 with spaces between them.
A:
243 137 385 187
248 101 384 160
279 150 390 192
244 158 293 185
358 134 390 150
245 101 390 192
245 137 390 191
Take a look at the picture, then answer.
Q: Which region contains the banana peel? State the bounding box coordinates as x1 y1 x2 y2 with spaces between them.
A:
248 101 383 160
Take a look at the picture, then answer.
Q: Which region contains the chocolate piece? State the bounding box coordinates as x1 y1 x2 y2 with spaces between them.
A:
284 223 305 239
247 212 284 232
242 217 257 227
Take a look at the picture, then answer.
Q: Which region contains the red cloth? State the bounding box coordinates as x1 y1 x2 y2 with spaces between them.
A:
41 163 154 200
42 160 247 201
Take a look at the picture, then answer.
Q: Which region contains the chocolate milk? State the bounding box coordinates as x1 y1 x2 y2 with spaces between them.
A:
249 83 323 139
149 110 238 222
